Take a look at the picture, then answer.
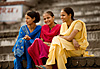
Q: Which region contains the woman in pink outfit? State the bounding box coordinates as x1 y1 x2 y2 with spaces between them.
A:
28 11 61 66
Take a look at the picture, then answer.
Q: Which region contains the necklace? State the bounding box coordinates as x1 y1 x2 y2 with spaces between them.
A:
28 25 36 33
50 23 56 30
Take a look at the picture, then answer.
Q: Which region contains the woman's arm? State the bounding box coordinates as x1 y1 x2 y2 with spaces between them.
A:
60 29 79 41
60 22 82 50
60 22 82 41
60 29 80 50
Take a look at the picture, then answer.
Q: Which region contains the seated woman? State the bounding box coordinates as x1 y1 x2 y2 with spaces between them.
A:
37 7 90 69
12 10 41 69
27 11 61 66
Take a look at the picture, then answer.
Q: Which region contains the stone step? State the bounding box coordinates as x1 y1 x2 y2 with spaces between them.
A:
0 37 16 47
66 57 100 68
87 31 100 41
52 0 99 3
88 40 100 48
0 53 14 62
0 22 20 31
75 16 100 24
52 0 100 7
0 45 13 54
87 48 100 56
0 53 14 68
36 0 100 10
0 61 14 69
50 2 100 15
0 30 18 38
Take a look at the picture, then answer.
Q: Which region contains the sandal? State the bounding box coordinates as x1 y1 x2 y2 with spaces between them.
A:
35 65 46 69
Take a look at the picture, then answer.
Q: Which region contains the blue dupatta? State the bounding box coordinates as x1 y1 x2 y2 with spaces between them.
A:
12 25 41 57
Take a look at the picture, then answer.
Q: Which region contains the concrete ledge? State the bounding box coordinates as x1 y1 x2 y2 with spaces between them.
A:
0 57 100 68
0 30 18 38
0 61 14 69
66 57 100 68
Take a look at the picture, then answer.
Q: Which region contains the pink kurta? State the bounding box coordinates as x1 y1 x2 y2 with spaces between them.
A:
28 24 61 65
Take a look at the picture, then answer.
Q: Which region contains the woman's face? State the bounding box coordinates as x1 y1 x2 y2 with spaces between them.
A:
25 14 35 25
43 13 54 26
60 10 70 23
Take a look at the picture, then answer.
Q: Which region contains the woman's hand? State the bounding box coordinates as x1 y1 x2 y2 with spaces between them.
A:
23 35 31 40
60 35 71 41
72 39 80 50
59 35 64 39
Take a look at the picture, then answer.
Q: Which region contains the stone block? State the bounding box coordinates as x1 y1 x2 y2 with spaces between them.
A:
0 38 16 46
66 57 100 68
0 61 14 69
87 40 100 49
2 46 13 54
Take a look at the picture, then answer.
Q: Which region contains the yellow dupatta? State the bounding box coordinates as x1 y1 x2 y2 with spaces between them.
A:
60 20 89 50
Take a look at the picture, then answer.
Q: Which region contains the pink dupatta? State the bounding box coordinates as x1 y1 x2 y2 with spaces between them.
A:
40 24 61 42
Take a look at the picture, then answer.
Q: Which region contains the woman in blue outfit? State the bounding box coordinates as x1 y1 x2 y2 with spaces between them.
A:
12 10 41 69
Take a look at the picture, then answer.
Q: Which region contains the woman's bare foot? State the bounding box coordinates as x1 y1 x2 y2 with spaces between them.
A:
43 65 52 69
36 65 52 69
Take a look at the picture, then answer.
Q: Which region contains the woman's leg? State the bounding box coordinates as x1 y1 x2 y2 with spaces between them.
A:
28 38 50 65
15 55 23 69
46 44 67 69
25 40 32 69
14 59 16 69
45 36 67 69
28 38 43 65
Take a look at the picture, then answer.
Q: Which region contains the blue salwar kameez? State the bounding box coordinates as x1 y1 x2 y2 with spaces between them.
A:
12 25 41 69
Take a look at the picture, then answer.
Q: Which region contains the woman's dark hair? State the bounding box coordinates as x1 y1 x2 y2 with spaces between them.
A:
26 10 40 23
44 11 56 24
45 11 54 17
63 7 74 20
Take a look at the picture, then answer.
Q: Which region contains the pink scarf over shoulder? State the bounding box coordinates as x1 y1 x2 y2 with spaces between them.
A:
40 24 61 42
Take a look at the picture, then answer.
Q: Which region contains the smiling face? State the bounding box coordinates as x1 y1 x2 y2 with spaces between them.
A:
43 13 54 26
25 14 35 25
60 9 71 23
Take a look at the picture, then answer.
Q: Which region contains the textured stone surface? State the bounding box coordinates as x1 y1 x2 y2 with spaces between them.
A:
0 37 16 46
0 61 14 69
66 57 100 68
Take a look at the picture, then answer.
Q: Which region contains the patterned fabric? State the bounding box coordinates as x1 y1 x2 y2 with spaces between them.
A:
12 25 41 57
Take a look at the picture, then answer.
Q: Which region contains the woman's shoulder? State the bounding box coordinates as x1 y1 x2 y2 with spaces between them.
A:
37 25 41 27
41 24 49 28
42 24 48 27
55 24 61 28
36 25 42 29
74 19 84 23
56 24 61 26
21 24 27 27
20 24 27 29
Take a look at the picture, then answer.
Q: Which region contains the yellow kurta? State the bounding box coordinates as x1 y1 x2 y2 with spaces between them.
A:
46 20 89 69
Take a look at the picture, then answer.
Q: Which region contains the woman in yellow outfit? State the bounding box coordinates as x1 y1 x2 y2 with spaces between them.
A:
37 7 90 69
